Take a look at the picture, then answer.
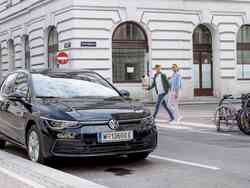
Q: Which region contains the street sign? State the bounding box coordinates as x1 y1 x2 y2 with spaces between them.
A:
56 51 69 65
81 41 96 47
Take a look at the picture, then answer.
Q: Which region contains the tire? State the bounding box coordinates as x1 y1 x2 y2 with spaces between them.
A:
0 138 6 149
27 125 47 164
214 108 221 132
127 152 150 161
214 105 233 132
238 111 250 135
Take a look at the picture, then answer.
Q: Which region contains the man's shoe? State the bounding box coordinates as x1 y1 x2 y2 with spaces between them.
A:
168 120 177 125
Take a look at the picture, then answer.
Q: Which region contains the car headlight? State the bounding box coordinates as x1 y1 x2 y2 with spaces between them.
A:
42 118 80 130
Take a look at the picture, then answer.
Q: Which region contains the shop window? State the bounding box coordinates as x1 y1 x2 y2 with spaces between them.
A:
48 26 58 70
112 22 148 83
237 25 250 79
23 35 30 70
8 39 15 71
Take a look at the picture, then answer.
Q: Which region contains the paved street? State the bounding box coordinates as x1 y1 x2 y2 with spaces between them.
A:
3 104 250 188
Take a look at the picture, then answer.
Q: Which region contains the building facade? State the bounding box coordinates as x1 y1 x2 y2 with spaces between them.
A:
0 0 250 100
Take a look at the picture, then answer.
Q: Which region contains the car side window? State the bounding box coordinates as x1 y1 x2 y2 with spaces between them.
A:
0 73 18 96
14 73 29 97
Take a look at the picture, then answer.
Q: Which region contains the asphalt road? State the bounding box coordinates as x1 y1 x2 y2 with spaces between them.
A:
3 104 250 188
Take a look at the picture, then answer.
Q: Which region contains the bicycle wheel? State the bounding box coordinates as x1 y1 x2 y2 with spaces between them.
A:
214 106 231 132
238 111 250 135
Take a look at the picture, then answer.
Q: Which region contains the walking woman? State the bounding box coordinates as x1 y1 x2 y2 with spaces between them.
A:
147 64 174 121
168 64 182 123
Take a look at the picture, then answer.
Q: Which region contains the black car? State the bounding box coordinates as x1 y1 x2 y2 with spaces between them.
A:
0 69 157 163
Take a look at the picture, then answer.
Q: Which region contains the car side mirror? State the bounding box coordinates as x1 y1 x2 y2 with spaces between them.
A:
120 89 130 98
7 92 24 101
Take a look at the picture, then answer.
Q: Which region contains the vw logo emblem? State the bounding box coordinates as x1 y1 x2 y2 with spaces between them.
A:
108 119 119 130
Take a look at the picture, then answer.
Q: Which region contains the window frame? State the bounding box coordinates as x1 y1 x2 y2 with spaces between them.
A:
8 39 15 71
23 35 30 70
237 25 250 80
47 26 59 70
112 22 148 83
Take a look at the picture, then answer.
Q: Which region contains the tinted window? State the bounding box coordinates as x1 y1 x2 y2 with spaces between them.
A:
14 73 29 97
1 73 18 95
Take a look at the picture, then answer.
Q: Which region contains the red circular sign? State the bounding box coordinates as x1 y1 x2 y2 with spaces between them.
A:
56 51 69 65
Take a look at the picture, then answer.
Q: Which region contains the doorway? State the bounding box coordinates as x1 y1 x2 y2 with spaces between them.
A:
193 24 213 96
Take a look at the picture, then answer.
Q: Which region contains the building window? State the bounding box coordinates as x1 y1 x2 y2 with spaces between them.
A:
8 39 15 71
0 46 2 81
112 22 148 83
193 24 213 96
23 35 30 70
237 25 250 79
48 26 58 70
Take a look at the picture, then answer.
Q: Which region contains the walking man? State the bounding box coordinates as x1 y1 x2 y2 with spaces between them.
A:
168 64 182 122
147 64 174 121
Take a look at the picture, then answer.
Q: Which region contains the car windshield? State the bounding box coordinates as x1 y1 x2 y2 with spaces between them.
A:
32 73 120 98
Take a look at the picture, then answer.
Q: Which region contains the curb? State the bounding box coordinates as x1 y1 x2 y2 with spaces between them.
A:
0 150 108 188
142 101 220 106
156 119 215 129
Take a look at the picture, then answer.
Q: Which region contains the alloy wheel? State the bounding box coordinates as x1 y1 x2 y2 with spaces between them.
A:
28 131 40 162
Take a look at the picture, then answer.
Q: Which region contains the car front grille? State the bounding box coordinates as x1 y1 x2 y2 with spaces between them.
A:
80 116 154 133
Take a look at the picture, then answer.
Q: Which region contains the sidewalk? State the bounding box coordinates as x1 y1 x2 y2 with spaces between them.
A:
143 96 221 106
149 102 216 129
0 150 108 188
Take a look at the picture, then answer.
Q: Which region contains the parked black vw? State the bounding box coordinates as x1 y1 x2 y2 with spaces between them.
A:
0 69 157 163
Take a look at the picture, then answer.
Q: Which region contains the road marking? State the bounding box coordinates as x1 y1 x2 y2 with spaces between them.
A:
156 119 215 128
178 122 215 128
191 130 232 136
0 166 46 188
157 125 232 136
157 124 192 130
150 155 220 170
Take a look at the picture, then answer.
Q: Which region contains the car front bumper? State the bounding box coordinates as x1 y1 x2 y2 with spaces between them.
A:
40 121 157 158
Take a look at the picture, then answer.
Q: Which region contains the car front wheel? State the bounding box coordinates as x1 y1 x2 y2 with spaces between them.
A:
27 125 47 164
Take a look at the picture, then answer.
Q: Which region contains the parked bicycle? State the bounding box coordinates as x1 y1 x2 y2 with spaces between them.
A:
214 94 240 132
238 93 250 135
214 93 250 135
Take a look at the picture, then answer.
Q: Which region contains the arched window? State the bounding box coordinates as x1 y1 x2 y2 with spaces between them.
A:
48 26 58 70
112 22 148 83
237 25 250 79
8 39 15 71
193 24 213 96
0 45 2 81
23 35 30 70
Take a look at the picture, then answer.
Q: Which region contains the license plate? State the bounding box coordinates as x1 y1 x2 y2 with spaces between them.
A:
98 131 133 143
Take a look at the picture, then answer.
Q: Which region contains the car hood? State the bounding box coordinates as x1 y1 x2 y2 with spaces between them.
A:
37 98 150 121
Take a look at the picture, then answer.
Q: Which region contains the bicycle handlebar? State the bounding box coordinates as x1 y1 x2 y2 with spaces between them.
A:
218 94 250 107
